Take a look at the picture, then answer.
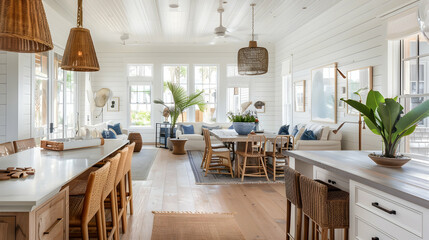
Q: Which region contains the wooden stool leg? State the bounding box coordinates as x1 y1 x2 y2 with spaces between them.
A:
296 207 302 240
311 221 315 240
286 200 291 240
273 157 276 181
344 228 348 240
303 215 309 240
96 211 104 240
112 189 119 240
204 152 212 177
120 180 128 233
321 228 328 240
260 157 270 181
330 228 334 240
100 201 107 240
128 171 134 215
81 224 89 240
201 147 207 168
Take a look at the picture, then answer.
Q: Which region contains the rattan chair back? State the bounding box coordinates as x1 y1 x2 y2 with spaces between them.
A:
13 138 36 152
244 134 267 156
274 135 294 157
284 167 302 208
202 128 212 150
0 142 15 157
115 147 129 186
82 162 111 224
123 142 136 173
299 174 329 225
102 153 121 200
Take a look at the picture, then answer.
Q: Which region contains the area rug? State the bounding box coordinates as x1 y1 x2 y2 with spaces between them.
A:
151 211 245 240
187 150 284 185
131 148 159 180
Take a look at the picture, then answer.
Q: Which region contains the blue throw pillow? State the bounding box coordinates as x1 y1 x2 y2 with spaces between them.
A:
291 125 299 136
108 123 122 135
181 125 195 134
300 130 317 140
102 129 117 139
278 125 290 135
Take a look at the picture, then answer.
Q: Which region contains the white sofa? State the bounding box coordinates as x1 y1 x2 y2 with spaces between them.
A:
292 123 342 150
78 121 129 141
176 122 232 150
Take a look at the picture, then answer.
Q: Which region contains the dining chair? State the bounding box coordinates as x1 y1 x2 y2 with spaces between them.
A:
123 142 136 216
202 128 234 178
0 142 15 157
201 129 226 169
236 134 269 182
69 162 111 240
265 135 294 181
13 138 36 152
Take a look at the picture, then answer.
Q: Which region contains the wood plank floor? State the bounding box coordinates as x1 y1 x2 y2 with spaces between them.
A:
120 148 287 240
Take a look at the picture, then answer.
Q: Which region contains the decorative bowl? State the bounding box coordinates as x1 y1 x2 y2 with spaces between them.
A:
368 153 411 168
233 122 255 135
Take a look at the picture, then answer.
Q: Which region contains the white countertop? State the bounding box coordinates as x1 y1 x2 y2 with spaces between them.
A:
0 140 128 212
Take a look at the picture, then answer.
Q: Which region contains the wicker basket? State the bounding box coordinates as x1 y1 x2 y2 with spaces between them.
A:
128 133 142 152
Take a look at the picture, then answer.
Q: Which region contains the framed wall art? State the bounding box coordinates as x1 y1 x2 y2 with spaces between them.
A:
294 80 305 112
107 97 120 112
311 63 337 123
347 66 373 115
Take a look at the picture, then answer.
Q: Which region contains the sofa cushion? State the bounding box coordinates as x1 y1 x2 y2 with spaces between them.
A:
182 134 203 141
108 123 122 135
201 125 221 135
305 122 323 140
182 124 195 134
278 125 290 135
102 129 117 139
300 130 317 140
295 127 306 141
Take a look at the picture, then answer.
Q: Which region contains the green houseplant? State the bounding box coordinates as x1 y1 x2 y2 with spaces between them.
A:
154 82 206 138
227 111 257 135
342 90 429 167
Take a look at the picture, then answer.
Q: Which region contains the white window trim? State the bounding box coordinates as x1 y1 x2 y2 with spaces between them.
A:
128 78 154 129
193 64 220 122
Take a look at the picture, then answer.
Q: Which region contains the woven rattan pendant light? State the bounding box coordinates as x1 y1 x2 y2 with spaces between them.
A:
61 0 99 72
237 3 268 76
0 0 53 53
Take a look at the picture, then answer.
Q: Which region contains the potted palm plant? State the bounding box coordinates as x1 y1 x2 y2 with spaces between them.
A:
342 90 429 167
154 82 206 148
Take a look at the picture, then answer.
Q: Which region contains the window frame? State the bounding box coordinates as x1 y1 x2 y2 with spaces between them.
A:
128 81 153 128
194 64 219 123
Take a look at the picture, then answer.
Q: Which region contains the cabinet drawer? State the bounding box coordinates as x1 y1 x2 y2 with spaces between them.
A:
313 166 349 191
35 189 68 240
354 183 423 238
355 217 394 240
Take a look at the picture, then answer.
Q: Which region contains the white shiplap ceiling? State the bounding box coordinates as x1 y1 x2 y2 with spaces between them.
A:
44 0 341 45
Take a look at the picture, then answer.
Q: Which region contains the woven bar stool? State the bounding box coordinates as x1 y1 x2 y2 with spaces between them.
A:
123 143 136 216
0 142 15 157
13 138 36 152
299 175 349 240
284 166 302 240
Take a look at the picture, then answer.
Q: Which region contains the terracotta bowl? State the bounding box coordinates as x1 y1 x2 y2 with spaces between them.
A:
368 153 411 168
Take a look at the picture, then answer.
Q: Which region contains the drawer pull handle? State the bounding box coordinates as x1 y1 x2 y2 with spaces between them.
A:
372 237 379 240
328 179 336 185
43 218 63 235
371 202 396 215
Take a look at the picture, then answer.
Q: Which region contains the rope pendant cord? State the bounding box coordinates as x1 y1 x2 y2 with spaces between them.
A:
251 3 255 42
77 0 83 27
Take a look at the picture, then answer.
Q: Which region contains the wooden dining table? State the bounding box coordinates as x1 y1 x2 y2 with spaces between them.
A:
210 129 278 177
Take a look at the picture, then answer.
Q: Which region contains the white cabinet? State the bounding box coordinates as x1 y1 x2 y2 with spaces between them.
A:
350 181 429 240
313 166 349 191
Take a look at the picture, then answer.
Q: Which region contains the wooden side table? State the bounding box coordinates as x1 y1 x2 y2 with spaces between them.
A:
170 138 187 155
128 132 143 152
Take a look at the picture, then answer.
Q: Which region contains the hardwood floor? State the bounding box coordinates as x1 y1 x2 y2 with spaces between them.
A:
121 148 287 240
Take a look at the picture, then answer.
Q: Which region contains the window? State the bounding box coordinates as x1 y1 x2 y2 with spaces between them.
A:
227 87 249 114
129 84 152 126
227 64 240 77
195 65 218 122
163 65 188 122
400 33 429 156
34 52 49 138
128 64 153 77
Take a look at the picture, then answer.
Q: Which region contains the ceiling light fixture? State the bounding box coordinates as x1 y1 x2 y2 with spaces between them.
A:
0 0 53 53
169 0 179 8
237 3 268 76
61 0 100 72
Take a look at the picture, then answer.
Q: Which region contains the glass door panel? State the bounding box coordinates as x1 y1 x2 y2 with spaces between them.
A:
34 52 49 139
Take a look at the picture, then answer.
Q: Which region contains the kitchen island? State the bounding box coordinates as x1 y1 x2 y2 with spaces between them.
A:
0 139 128 240
286 150 429 240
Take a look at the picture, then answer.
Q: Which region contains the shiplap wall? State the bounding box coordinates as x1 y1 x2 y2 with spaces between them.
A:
91 44 275 142
274 0 414 150
0 52 6 143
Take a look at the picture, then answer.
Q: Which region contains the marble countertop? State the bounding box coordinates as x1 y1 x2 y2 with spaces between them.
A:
286 150 429 208
0 140 127 212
